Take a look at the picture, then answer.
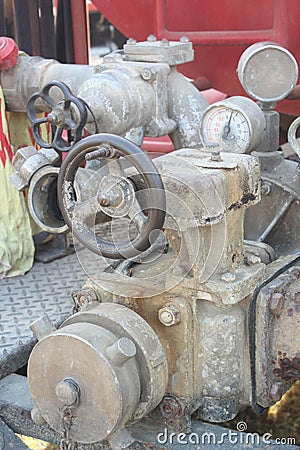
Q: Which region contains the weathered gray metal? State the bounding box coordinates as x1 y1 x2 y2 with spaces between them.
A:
28 303 168 448
3 38 300 449
1 40 208 149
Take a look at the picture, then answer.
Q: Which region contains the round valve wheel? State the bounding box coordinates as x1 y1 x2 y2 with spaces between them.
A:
27 81 88 152
57 133 166 259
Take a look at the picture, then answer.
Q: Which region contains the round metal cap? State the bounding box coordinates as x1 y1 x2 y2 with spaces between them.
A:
237 42 298 102
0 37 18 70
28 322 140 443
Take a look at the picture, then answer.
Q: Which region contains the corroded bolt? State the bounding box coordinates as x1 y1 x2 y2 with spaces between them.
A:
269 292 284 315
31 407 47 426
160 396 182 418
211 150 222 162
180 35 190 43
158 303 181 326
147 34 157 42
55 378 80 407
246 255 261 266
221 272 236 283
77 288 99 305
269 381 284 402
127 38 136 45
106 337 136 366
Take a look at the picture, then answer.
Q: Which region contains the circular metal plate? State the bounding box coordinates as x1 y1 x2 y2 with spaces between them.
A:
199 96 266 153
237 42 298 102
28 323 127 443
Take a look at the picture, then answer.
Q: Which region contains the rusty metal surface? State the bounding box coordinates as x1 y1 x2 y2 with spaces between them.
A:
1 375 299 449
255 260 300 408
0 247 104 379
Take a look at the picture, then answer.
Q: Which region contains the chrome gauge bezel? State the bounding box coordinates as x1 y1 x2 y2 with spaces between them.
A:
237 42 298 103
199 96 266 153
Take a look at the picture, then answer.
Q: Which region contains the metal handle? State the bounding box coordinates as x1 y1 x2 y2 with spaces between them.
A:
27 81 88 152
287 116 300 159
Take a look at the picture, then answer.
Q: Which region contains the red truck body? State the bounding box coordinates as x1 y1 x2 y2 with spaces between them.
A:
91 0 300 116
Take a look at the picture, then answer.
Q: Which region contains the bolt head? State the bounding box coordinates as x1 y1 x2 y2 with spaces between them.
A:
160 396 182 418
160 38 169 46
211 150 222 162
158 303 181 326
77 288 98 305
261 182 272 196
55 379 80 406
127 38 136 45
141 68 153 81
147 34 157 42
221 272 236 282
247 255 261 265
180 35 190 43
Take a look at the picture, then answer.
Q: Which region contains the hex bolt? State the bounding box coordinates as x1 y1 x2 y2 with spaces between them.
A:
30 314 57 341
31 407 47 426
158 303 181 326
77 287 99 306
221 272 236 283
141 68 153 81
269 292 284 315
180 35 190 43
160 396 182 418
246 255 261 266
106 337 137 366
147 34 157 42
211 150 222 162
127 38 136 45
55 378 80 407
269 381 284 402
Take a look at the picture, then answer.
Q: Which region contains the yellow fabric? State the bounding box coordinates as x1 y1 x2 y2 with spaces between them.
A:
0 87 34 278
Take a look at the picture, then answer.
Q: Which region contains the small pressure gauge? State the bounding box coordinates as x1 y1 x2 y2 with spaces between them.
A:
199 96 266 153
237 41 298 103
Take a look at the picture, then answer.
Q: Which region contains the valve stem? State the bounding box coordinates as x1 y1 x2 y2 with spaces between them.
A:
85 146 110 161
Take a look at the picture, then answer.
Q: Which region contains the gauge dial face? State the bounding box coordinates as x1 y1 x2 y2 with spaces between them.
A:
200 106 251 153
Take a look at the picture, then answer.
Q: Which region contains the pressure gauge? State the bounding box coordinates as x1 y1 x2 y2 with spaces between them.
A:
199 96 266 153
237 42 298 103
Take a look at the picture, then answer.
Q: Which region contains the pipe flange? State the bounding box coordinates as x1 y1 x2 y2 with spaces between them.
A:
10 146 60 191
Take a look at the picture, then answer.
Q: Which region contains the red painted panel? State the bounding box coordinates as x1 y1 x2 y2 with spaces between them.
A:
91 0 300 115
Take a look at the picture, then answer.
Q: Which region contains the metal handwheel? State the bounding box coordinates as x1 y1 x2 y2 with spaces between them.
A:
27 81 88 152
57 133 166 259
